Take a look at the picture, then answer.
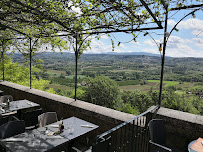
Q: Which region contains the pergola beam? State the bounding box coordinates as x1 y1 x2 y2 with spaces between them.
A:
139 0 162 28
159 0 168 10
170 4 203 11
0 23 29 37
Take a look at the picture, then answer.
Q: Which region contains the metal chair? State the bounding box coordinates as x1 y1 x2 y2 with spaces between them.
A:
0 120 25 139
21 108 43 130
148 119 172 152
72 136 111 152
0 116 10 126
0 115 19 126
38 112 58 127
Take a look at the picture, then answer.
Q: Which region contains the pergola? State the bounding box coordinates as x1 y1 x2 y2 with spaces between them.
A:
0 0 202 105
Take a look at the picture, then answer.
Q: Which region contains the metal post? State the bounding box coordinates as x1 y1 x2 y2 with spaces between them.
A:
74 34 78 101
30 38 32 89
2 40 5 81
158 6 168 105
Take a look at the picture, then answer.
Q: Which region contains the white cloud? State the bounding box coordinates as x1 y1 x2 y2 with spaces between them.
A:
141 36 203 57
192 38 203 48
142 48 160 55
168 20 176 26
167 36 185 49
119 43 126 48
169 18 203 37
166 44 201 57
130 41 141 47
144 39 157 47
100 35 108 39
192 30 203 37
85 39 112 53
178 18 203 30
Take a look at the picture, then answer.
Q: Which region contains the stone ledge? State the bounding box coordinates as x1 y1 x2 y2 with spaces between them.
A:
155 106 203 125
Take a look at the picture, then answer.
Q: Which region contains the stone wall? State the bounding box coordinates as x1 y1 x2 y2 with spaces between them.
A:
151 106 203 151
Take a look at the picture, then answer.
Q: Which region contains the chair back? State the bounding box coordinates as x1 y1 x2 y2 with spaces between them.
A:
92 136 111 152
0 95 13 104
0 116 19 126
21 108 43 127
148 119 166 145
0 116 10 126
38 112 58 127
0 120 25 139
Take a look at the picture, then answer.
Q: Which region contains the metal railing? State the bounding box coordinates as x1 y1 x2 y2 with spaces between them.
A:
94 105 160 152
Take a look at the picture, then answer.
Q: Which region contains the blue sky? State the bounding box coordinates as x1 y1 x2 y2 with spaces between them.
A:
84 8 203 57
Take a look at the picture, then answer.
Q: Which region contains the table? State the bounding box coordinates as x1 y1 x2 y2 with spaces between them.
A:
188 137 203 152
188 140 197 152
0 117 99 152
0 100 40 117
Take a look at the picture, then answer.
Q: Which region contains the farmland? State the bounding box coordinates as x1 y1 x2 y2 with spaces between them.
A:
12 52 203 94
11 52 203 115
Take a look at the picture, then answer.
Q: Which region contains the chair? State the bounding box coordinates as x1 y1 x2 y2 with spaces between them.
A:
148 119 172 152
72 136 111 152
21 108 43 129
0 116 10 126
0 120 25 139
38 112 58 127
0 115 19 126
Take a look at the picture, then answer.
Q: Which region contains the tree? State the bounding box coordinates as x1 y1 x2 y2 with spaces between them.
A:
83 76 121 109
119 103 139 115
0 56 54 93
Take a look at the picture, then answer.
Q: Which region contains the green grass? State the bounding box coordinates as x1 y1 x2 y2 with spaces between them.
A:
47 70 66 77
110 69 144 73
65 75 86 79
117 80 140 86
119 84 159 92
148 80 179 87
47 84 73 90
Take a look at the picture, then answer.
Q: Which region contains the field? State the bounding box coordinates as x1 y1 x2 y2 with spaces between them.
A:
66 75 86 79
119 82 165 92
47 84 72 90
148 80 179 87
119 80 202 92
12 53 201 95
47 70 66 77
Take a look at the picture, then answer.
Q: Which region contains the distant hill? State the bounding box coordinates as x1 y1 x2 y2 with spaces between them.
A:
92 51 162 57
10 52 203 64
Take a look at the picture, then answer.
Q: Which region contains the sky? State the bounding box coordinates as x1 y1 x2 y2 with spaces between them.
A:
83 7 203 57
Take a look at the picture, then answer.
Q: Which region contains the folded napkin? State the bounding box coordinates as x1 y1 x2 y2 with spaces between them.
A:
81 125 94 128
27 102 33 106
4 138 26 142
49 125 59 128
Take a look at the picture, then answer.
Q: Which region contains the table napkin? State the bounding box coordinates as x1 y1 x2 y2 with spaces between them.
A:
190 137 203 152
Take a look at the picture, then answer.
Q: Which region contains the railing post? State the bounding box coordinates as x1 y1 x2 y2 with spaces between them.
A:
29 38 32 89
74 34 78 101
159 6 168 105
1 40 5 81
